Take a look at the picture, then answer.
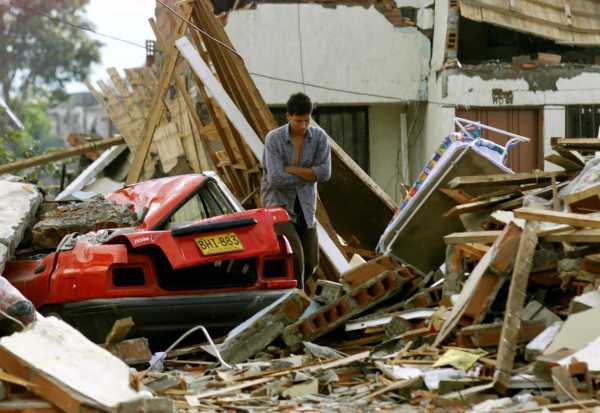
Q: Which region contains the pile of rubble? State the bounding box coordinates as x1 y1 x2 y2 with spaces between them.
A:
4 1 600 412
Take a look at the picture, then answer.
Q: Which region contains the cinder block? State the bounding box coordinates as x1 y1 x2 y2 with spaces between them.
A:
341 255 399 292
283 266 417 350
313 280 343 305
219 289 310 363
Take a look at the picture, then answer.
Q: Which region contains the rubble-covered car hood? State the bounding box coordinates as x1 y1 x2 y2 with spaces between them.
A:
106 174 208 230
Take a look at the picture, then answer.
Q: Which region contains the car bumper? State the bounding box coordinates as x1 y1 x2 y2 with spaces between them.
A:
41 289 294 343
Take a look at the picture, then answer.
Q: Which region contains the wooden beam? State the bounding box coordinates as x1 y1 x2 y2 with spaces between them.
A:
444 194 515 217
514 207 600 229
0 136 125 175
494 220 539 393
544 153 584 171
448 171 571 189
126 6 190 184
562 183 600 206
176 35 350 275
438 187 474 204
542 229 600 243
551 137 600 151
175 37 264 160
444 231 502 245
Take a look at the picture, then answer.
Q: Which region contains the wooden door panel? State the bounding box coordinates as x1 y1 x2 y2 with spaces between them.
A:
456 108 541 172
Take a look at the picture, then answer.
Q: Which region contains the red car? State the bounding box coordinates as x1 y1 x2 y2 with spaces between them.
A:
3 174 297 342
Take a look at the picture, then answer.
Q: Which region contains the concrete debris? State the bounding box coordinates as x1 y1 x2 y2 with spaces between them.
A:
32 196 139 249
0 180 42 269
218 289 310 364
6 1 600 412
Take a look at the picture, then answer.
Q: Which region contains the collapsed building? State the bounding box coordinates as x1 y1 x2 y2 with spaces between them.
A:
2 1 600 412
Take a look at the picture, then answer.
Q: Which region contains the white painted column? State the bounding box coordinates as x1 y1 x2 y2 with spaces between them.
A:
543 105 566 172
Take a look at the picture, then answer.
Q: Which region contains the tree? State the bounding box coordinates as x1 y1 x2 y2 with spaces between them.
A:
0 0 101 105
0 0 101 183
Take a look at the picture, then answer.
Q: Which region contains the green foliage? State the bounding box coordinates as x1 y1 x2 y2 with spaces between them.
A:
0 0 102 104
0 0 101 185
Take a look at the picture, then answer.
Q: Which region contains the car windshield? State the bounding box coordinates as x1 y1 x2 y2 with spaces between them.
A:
164 180 236 229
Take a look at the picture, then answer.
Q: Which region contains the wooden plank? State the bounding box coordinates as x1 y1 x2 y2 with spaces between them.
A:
177 36 350 275
362 376 421 400
544 153 584 171
514 207 600 229
192 0 276 137
0 137 125 175
448 171 572 189
176 37 264 161
126 6 190 184
175 75 220 172
542 229 600 243
494 220 539 393
554 147 586 166
439 187 474 204
0 399 61 413
457 320 545 348
444 194 515 217
551 137 600 151
444 231 502 245
562 183 600 206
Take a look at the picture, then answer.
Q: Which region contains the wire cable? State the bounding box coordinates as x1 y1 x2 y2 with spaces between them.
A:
7 2 146 49
7 0 409 101
155 0 243 60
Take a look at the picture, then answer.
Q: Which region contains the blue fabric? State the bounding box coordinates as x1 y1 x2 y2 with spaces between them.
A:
260 124 331 228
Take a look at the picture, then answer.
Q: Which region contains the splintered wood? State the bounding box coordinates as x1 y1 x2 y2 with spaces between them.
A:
86 0 268 205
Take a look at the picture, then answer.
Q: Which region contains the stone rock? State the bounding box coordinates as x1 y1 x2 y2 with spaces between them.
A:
32 197 139 250
0 181 42 264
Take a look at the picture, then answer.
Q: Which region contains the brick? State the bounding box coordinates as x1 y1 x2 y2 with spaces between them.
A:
219 289 310 364
340 255 398 292
313 280 343 305
283 266 417 350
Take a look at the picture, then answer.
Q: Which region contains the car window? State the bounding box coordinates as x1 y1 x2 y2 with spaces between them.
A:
166 193 208 228
205 180 235 215
164 180 236 229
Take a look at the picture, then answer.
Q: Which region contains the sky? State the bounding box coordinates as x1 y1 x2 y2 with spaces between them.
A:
66 0 156 93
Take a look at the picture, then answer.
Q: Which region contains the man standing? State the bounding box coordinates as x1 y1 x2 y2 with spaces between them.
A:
261 93 331 288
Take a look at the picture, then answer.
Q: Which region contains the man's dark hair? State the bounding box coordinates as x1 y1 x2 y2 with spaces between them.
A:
286 92 312 116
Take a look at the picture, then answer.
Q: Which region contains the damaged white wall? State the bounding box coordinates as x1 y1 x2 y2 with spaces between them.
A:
224 3 431 202
225 3 430 104
417 0 600 174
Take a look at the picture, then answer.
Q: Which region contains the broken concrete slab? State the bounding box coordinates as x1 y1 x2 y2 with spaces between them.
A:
0 316 142 411
559 335 600 372
218 289 310 364
545 306 600 355
32 197 139 250
520 300 561 327
0 181 42 271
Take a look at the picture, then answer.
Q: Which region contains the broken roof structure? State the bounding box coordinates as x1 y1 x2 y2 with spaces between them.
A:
460 0 600 46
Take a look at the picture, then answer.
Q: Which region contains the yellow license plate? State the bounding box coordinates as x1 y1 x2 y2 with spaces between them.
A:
195 232 244 255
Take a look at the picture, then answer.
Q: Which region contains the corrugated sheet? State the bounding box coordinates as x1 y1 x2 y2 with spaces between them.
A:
460 0 600 45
